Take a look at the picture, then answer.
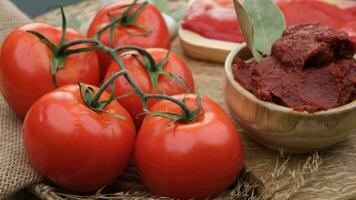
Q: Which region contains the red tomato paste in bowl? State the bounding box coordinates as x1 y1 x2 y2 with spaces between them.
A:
182 0 356 44
232 24 356 113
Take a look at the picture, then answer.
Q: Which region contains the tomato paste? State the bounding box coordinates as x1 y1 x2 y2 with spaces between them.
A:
182 0 356 44
232 24 356 112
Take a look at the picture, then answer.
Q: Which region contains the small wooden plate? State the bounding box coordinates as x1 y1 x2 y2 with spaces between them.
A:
178 0 243 63
179 28 242 63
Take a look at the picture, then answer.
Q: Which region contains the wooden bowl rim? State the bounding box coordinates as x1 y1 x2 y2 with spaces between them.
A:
224 45 356 117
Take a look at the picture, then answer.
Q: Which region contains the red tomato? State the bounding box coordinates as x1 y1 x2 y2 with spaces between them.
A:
0 23 99 118
135 94 244 200
87 1 170 78
104 48 194 127
23 84 136 192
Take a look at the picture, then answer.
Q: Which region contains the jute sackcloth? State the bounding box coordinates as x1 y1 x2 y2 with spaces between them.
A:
0 1 41 199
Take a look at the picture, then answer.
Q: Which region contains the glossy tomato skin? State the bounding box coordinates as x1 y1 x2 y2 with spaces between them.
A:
87 1 170 78
135 95 244 200
23 85 136 192
0 23 99 118
104 48 194 128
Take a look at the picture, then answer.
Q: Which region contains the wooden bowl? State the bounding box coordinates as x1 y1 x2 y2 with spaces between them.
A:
224 46 356 153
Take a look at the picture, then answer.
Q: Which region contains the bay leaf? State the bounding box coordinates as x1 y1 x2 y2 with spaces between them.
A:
244 0 285 55
233 0 262 62
171 5 188 22
150 0 170 14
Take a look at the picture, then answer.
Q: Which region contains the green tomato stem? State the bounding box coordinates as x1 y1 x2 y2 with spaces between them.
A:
145 94 192 120
58 6 67 47
59 38 98 52
108 49 149 110
49 3 198 123
89 69 127 107
115 46 157 71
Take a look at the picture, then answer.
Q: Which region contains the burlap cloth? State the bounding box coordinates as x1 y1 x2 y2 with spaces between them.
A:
1 0 356 199
0 1 41 199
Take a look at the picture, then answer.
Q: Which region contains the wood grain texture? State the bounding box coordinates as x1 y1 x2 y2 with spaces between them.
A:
179 28 238 63
34 0 356 199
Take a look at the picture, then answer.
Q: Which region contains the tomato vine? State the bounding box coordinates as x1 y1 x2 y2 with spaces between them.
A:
27 2 203 123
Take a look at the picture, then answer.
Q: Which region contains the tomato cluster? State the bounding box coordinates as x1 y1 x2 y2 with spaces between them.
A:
0 1 244 199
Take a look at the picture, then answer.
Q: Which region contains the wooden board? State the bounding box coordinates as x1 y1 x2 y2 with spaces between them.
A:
178 0 240 63
179 28 240 63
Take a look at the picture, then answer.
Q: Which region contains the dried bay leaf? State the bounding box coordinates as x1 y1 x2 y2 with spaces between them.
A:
150 0 170 14
244 0 285 55
233 0 262 62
